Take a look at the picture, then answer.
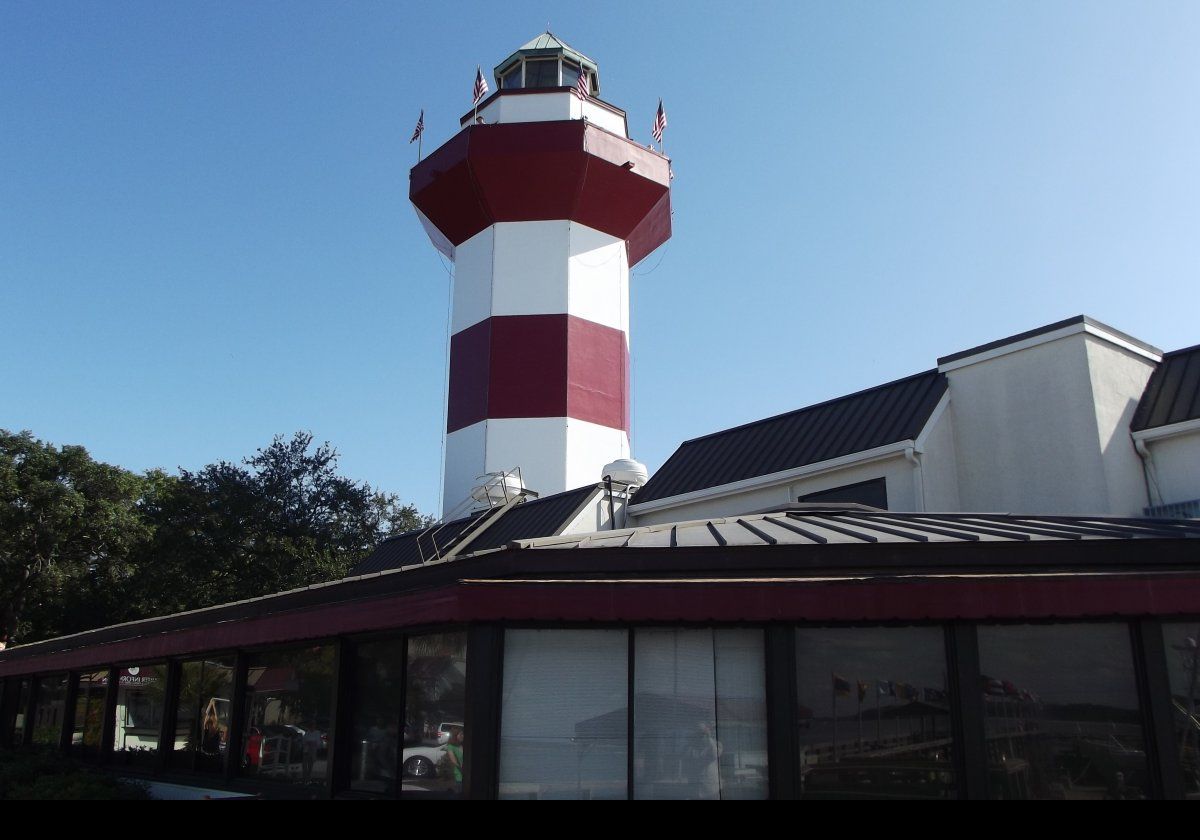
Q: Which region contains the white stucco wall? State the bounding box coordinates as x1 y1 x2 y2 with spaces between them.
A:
451 222 628 335
944 330 1148 515
919 406 962 512
1084 336 1156 515
1145 428 1200 507
475 92 628 137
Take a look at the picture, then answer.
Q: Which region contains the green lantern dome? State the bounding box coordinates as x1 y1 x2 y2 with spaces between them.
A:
493 32 599 96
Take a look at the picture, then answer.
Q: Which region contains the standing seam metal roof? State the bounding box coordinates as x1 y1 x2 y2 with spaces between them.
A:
633 370 948 505
1132 343 1200 431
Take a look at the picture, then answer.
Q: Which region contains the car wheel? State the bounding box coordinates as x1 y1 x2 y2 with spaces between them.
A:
404 756 436 778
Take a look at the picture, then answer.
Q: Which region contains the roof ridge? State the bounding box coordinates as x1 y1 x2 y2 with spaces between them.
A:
675 368 942 448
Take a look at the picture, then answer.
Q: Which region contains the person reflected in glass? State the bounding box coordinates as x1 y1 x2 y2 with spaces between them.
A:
687 722 722 799
201 699 221 757
445 727 464 787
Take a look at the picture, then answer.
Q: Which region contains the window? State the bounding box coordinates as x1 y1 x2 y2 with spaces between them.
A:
978 623 1149 800
561 61 583 91
634 628 768 799
798 477 887 509
794 626 956 799
500 629 629 799
501 65 522 90
172 656 235 773
1160 621 1200 799
31 674 68 747
5 677 31 747
402 631 467 796
523 58 559 88
241 645 335 788
112 664 164 766
71 670 108 761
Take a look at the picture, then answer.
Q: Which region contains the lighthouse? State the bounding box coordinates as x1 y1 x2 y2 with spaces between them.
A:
411 34 672 512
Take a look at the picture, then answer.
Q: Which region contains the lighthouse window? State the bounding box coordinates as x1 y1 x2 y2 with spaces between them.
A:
524 58 559 88
562 61 583 91
501 65 522 90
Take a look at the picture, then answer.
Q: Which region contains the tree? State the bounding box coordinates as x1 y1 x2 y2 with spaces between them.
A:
0 431 148 647
126 432 431 620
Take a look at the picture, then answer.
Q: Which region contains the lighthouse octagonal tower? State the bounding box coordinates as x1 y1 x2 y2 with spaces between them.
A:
411 35 672 511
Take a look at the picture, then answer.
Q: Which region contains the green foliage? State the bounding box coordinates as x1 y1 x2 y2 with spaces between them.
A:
0 430 432 646
0 749 151 800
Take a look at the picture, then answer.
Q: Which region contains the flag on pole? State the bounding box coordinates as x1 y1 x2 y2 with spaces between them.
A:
652 99 667 144
832 673 851 697
473 67 489 105
573 70 589 102
410 110 425 144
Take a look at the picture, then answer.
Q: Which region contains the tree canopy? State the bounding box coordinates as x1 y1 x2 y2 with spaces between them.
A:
0 430 431 647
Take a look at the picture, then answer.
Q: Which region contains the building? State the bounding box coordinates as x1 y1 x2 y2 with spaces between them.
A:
2 36 1199 801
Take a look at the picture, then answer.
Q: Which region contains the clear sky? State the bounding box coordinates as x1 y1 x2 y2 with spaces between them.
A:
3 2 1197 517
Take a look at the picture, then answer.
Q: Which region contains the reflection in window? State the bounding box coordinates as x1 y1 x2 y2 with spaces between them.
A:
241 646 335 788
348 638 405 796
403 632 467 796
172 657 235 773
1161 621 1200 799
523 58 558 88
9 677 31 746
978 623 1148 800
500 630 628 800
32 674 68 747
112 664 164 766
501 65 521 90
795 626 956 799
634 628 768 799
72 671 108 761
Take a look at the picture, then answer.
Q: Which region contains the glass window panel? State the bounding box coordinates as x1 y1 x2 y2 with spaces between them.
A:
32 674 68 747
561 61 582 90
346 637 405 795
501 65 522 90
72 670 108 761
241 645 335 788
402 632 467 796
1161 621 1200 799
795 626 956 800
634 628 768 800
978 623 1148 800
172 657 235 773
500 629 628 800
523 58 559 88
6 678 31 746
112 664 164 766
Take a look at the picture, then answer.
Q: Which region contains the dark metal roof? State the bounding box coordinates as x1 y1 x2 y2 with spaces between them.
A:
509 510 1200 552
351 514 481 575
349 484 601 575
936 315 1162 366
466 484 598 552
633 370 948 505
1132 343 1200 431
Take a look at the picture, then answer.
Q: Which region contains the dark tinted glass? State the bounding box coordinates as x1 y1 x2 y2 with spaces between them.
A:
8 677 31 746
523 58 558 88
242 645 335 789
403 632 467 796
348 638 405 795
112 664 164 766
978 623 1148 800
795 626 956 799
32 674 68 746
172 657 235 773
1161 621 1200 799
501 66 521 89
72 670 108 760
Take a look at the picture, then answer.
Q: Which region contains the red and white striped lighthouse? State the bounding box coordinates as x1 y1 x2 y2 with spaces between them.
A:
411 34 672 511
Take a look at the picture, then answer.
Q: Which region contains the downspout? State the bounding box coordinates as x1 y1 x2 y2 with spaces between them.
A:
1134 436 1162 509
904 444 926 512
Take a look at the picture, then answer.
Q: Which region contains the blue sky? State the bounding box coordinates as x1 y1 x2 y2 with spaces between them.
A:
2 2 1197 516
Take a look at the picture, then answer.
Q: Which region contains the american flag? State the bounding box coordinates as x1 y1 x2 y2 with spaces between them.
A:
473 67 489 105
572 71 589 102
652 99 667 144
409 110 424 144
